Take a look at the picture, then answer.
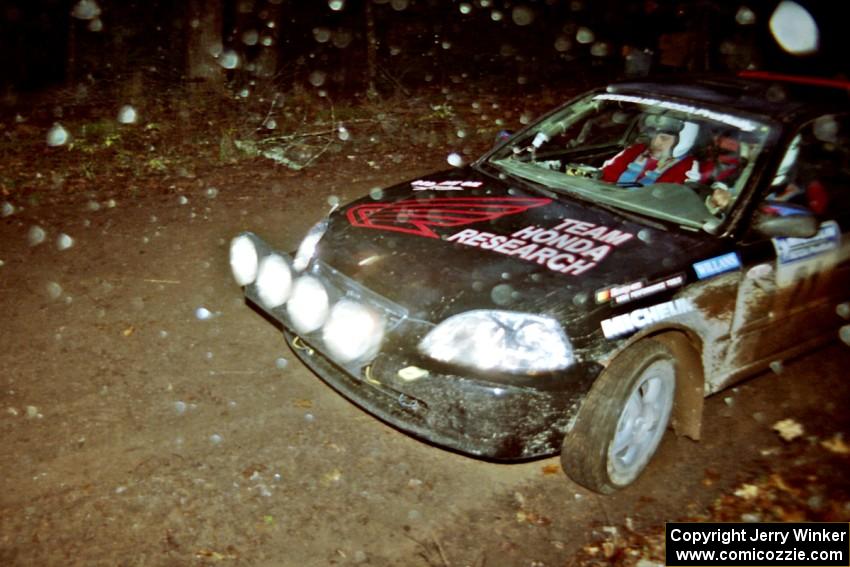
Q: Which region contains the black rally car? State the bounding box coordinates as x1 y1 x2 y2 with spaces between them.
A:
229 72 850 493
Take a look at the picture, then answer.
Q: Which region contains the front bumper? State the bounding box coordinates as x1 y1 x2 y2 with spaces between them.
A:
240 233 602 459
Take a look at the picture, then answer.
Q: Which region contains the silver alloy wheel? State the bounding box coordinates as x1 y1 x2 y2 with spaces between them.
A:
607 358 675 486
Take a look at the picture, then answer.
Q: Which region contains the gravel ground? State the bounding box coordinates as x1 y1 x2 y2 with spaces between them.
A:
1 155 848 567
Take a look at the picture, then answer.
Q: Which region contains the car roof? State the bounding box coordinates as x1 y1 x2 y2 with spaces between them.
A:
607 72 850 125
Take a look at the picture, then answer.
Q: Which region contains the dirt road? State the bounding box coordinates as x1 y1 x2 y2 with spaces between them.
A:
1 160 848 566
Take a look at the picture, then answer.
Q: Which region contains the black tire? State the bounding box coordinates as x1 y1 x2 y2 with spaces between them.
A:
561 339 676 493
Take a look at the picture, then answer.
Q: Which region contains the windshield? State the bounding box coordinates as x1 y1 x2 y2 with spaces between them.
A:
487 93 775 230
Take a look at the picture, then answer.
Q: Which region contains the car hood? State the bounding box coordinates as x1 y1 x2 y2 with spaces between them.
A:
314 167 718 334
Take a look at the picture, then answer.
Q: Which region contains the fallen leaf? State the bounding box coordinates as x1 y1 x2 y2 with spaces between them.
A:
293 399 313 409
777 508 806 522
733 483 760 500
194 548 237 561
515 509 551 526
541 463 560 476
123 325 135 337
820 433 850 455
769 473 797 495
321 469 342 485
772 418 804 441
241 464 267 479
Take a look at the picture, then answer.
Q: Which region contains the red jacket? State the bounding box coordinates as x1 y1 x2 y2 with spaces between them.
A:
601 144 697 184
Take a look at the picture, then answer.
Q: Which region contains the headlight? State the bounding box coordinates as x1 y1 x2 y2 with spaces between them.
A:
255 254 292 309
322 299 385 363
229 235 259 286
419 310 574 373
293 219 329 272
286 275 330 334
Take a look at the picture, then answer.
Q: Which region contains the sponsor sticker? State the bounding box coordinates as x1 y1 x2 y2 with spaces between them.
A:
595 273 686 305
772 220 841 288
447 218 634 276
772 220 840 265
411 179 483 191
601 298 696 339
692 252 741 280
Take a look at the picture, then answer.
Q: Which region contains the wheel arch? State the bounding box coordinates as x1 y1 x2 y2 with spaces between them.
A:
648 328 705 441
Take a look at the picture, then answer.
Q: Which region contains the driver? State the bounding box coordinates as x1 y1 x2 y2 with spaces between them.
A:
601 116 700 185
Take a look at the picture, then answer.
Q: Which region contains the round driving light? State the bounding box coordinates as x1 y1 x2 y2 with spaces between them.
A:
230 235 259 286
286 276 330 334
255 254 292 308
322 299 385 363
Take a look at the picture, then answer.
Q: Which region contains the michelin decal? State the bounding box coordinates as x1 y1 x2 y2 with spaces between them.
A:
601 298 696 339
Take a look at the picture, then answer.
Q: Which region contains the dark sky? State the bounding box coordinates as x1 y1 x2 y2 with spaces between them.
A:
0 0 845 94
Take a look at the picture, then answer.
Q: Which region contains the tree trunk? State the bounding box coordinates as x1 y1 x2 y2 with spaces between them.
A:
66 14 77 86
365 0 379 99
186 0 224 81
255 0 281 79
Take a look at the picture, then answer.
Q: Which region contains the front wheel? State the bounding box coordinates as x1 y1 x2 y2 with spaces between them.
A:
561 339 676 493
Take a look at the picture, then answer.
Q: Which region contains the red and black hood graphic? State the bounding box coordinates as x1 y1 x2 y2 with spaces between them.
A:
316 167 719 329
346 196 552 238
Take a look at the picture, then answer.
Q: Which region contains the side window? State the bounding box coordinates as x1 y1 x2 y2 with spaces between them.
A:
765 114 850 220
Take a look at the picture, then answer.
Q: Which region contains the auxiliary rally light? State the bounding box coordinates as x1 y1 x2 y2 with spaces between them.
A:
232 232 387 366
255 254 292 308
229 235 259 286
286 275 330 334
322 299 385 363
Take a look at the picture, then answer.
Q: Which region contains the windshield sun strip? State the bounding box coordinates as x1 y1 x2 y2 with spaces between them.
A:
594 93 761 132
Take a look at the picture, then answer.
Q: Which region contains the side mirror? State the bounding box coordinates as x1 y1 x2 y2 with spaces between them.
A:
494 130 512 147
753 207 819 238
